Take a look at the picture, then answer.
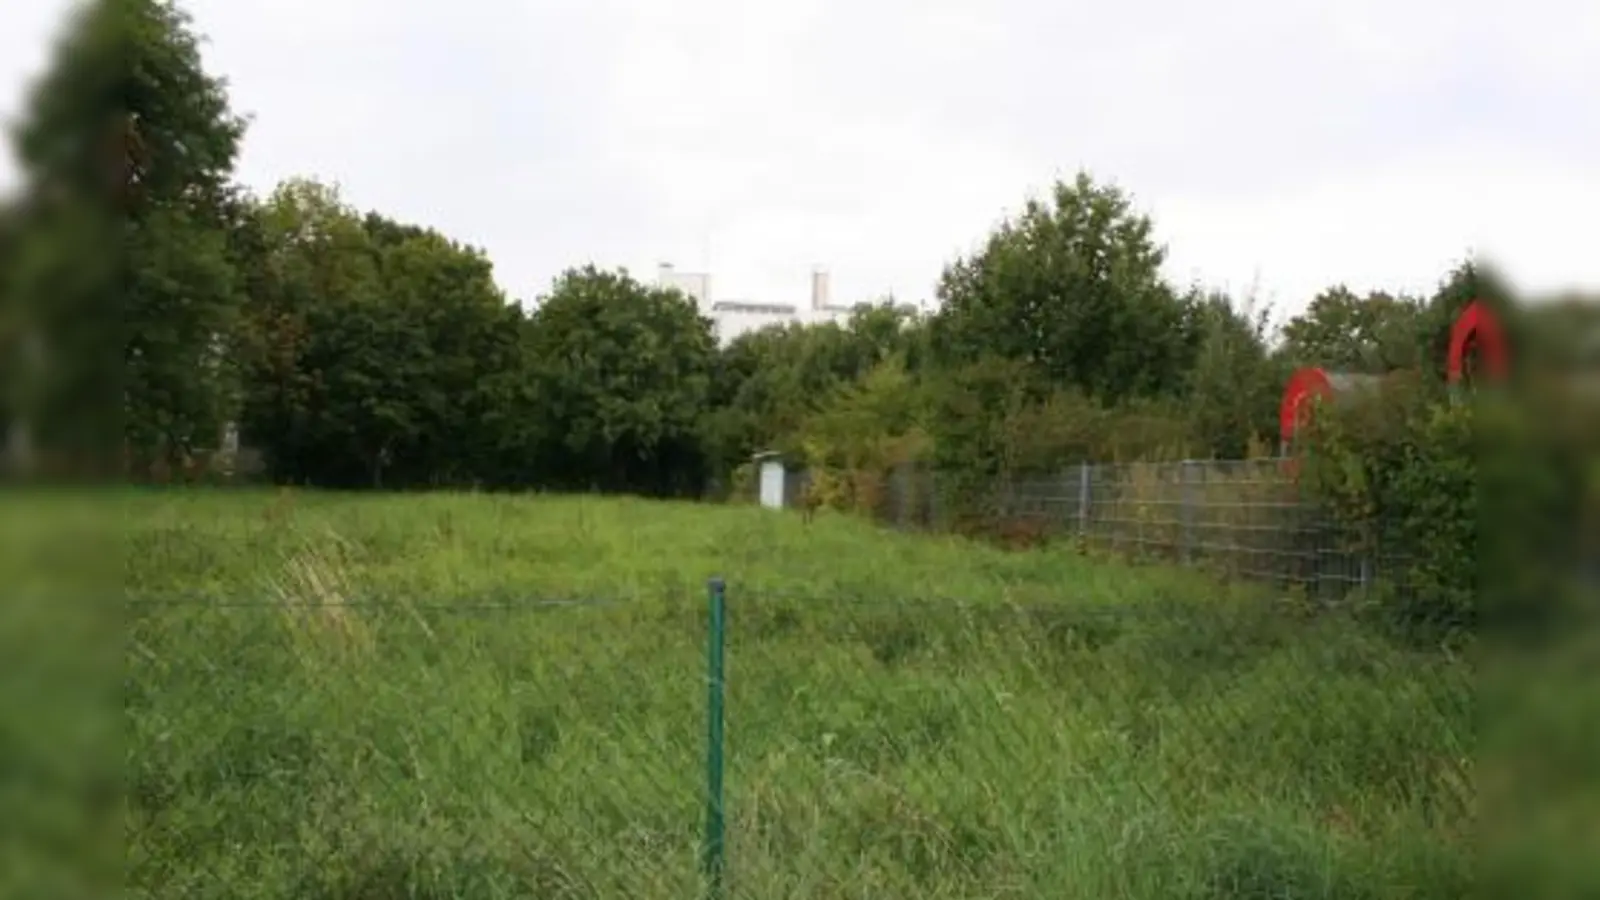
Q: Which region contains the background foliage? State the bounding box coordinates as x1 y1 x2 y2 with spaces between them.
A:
8 0 1593 630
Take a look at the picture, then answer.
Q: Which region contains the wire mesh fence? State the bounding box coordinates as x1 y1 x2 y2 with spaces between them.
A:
126 591 709 899
715 583 1472 898
816 458 1416 601
127 577 1475 899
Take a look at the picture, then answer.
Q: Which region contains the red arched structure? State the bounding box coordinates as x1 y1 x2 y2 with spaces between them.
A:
1447 300 1509 387
1280 367 1335 454
1279 368 1382 472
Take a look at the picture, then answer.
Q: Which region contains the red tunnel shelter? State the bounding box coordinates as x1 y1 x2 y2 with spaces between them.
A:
1446 300 1509 386
1279 367 1381 455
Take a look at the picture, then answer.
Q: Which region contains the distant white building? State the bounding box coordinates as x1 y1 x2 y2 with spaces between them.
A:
656 262 711 308
657 262 868 345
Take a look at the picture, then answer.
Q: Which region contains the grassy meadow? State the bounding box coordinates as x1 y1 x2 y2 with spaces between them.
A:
112 489 1471 898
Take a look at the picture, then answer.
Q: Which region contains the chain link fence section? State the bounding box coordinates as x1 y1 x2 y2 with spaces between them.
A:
126 593 708 899
716 584 1473 899
872 459 1400 600
125 579 1474 899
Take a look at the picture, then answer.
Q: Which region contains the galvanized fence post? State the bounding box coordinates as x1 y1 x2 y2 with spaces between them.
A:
1181 460 1197 563
703 577 727 900
893 463 910 530
1077 462 1091 537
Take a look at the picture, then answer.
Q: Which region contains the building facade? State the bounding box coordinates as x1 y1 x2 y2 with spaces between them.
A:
656 262 867 345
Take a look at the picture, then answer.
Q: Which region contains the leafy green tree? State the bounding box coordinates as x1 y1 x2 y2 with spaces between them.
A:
703 303 922 473
923 355 1042 495
1184 291 1286 457
1281 286 1428 373
702 325 811 470
9 0 248 472
363 216 525 486
237 180 529 488
236 179 382 483
801 355 928 469
1297 373 1478 638
527 266 717 495
931 171 1196 403
125 205 242 465
300 278 430 487
1420 257 1516 385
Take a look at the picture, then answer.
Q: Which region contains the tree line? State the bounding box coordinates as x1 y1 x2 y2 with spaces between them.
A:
0 0 1569 510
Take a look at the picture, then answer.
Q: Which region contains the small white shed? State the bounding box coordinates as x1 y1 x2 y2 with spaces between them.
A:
752 451 786 510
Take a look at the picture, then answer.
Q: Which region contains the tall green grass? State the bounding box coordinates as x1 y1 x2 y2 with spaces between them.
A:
121 489 1471 898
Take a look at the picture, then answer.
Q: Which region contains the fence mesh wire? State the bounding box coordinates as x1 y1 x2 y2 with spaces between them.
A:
127 593 708 899
867 459 1415 600
718 587 1472 898
127 582 1475 899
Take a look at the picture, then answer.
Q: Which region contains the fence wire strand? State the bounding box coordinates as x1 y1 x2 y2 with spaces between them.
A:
713 586 1471 899
128 580 1475 899
127 595 708 899
856 458 1427 603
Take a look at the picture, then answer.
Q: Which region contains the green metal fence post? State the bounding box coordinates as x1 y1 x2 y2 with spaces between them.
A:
1077 462 1091 536
1181 460 1197 563
703 577 727 899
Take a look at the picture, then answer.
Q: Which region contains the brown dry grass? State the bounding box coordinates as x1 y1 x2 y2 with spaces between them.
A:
270 530 377 665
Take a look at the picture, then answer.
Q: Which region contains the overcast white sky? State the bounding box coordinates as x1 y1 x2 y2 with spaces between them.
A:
3 0 1597 321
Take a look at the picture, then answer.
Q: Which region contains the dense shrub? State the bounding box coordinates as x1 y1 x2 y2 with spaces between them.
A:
1296 372 1475 639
